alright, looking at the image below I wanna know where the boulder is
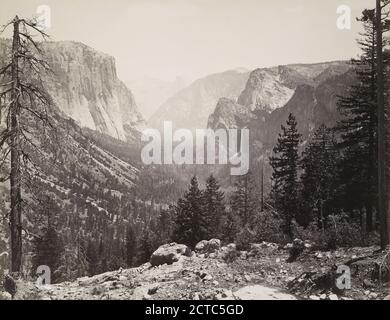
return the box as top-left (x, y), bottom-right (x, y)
top-left (150, 243), bottom-right (191, 267)
top-left (195, 239), bottom-right (221, 254)
top-left (227, 243), bottom-right (236, 250)
top-left (208, 239), bottom-right (221, 252)
top-left (195, 240), bottom-right (209, 253)
top-left (363, 279), bottom-right (376, 289)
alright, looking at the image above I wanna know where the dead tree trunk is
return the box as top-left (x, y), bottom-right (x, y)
top-left (9, 16), bottom-right (22, 273)
top-left (0, 15), bottom-right (52, 273)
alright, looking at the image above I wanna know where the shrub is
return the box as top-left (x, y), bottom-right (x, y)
top-left (292, 220), bottom-right (325, 249)
top-left (292, 214), bottom-right (364, 250)
top-left (325, 214), bottom-right (363, 249)
top-left (234, 227), bottom-right (255, 251)
top-left (253, 211), bottom-right (289, 244)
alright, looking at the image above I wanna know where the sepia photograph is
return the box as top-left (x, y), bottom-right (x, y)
top-left (0, 0), bottom-right (389, 308)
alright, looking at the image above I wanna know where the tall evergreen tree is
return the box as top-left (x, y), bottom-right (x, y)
top-left (376, 0), bottom-right (390, 248)
top-left (86, 240), bottom-right (99, 276)
top-left (125, 224), bottom-right (137, 267)
top-left (137, 228), bottom-right (153, 264)
top-left (300, 125), bottom-right (338, 228)
top-left (155, 205), bottom-right (176, 245)
top-left (335, 9), bottom-right (382, 231)
top-left (270, 113), bottom-right (301, 237)
top-left (32, 227), bottom-right (64, 283)
top-left (221, 209), bottom-right (240, 243)
top-left (173, 176), bottom-right (207, 248)
top-left (230, 170), bottom-right (257, 227)
top-left (203, 175), bottom-right (225, 239)
top-left (31, 197), bottom-right (64, 283)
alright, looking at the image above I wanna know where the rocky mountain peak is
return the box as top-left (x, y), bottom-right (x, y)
top-left (0, 40), bottom-right (145, 141)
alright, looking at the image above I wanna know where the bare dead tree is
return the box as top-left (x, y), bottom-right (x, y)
top-left (0, 16), bottom-right (52, 273)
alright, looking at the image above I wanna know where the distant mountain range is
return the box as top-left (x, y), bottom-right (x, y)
top-left (126, 76), bottom-right (188, 120)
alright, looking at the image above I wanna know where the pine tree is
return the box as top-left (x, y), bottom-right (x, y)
top-left (203, 175), bottom-right (225, 239)
top-left (156, 205), bottom-right (176, 244)
top-left (137, 229), bottom-right (153, 264)
top-left (300, 125), bottom-right (338, 228)
top-left (86, 240), bottom-right (99, 276)
top-left (270, 113), bottom-right (301, 237)
top-left (335, 11), bottom-right (378, 231)
top-left (76, 232), bottom-right (88, 277)
top-left (376, 0), bottom-right (390, 248)
top-left (32, 227), bottom-right (64, 284)
top-left (0, 16), bottom-right (53, 272)
top-left (230, 171), bottom-right (258, 228)
top-left (31, 197), bottom-right (64, 283)
top-left (221, 209), bottom-right (240, 243)
top-left (173, 176), bottom-right (207, 248)
top-left (125, 224), bottom-right (137, 267)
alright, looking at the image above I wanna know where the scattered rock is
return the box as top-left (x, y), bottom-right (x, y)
top-left (383, 295), bottom-right (390, 300)
top-left (215, 293), bottom-right (222, 300)
top-left (222, 289), bottom-right (233, 298)
top-left (227, 243), bottom-right (236, 250)
top-left (363, 279), bottom-right (375, 289)
top-left (192, 292), bottom-right (200, 300)
top-left (195, 240), bottom-right (209, 253)
top-left (203, 275), bottom-right (213, 282)
top-left (208, 239), bottom-right (221, 252)
top-left (91, 286), bottom-right (105, 296)
top-left (0, 291), bottom-right (12, 300)
top-left (328, 294), bottom-right (338, 300)
top-left (368, 292), bottom-right (378, 299)
top-left (148, 284), bottom-right (159, 295)
top-left (150, 243), bottom-right (191, 267)
top-left (244, 275), bottom-right (251, 282)
top-left (287, 239), bottom-right (305, 263)
top-left (142, 293), bottom-right (151, 300)
top-left (195, 239), bottom-right (221, 254)
top-left (309, 295), bottom-right (320, 300)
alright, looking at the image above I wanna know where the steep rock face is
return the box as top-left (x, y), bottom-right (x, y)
top-left (236, 61), bottom-right (349, 114)
top-left (43, 41), bottom-right (145, 141)
top-left (208, 62), bottom-right (355, 150)
top-left (0, 40), bottom-right (145, 141)
top-left (208, 98), bottom-right (254, 130)
top-left (149, 69), bottom-right (250, 130)
top-left (237, 67), bottom-right (296, 112)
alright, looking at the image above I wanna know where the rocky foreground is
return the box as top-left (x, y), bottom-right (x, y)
top-left (1, 240), bottom-right (390, 300)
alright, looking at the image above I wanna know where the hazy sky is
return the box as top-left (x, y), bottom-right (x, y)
top-left (0, 0), bottom-right (375, 82)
